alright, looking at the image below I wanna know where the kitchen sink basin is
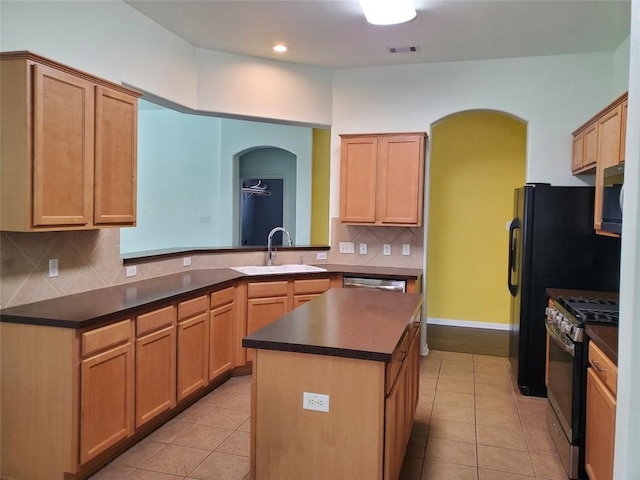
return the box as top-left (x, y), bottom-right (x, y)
top-left (230, 264), bottom-right (327, 275)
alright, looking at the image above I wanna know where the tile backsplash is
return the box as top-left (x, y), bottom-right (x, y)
top-left (0, 218), bottom-right (423, 308)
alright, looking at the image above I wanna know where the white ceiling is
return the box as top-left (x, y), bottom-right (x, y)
top-left (125, 0), bottom-right (631, 69)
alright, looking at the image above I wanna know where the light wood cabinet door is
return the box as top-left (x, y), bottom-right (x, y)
top-left (135, 325), bottom-right (177, 427)
top-left (339, 136), bottom-right (378, 223)
top-left (32, 63), bottom-right (94, 227)
top-left (585, 367), bottom-right (616, 480)
top-left (246, 296), bottom-right (288, 362)
top-left (94, 86), bottom-right (137, 225)
top-left (177, 312), bottom-right (209, 401)
top-left (571, 131), bottom-right (585, 173)
top-left (339, 132), bottom-right (426, 226)
top-left (583, 123), bottom-right (598, 169)
top-left (210, 301), bottom-right (235, 381)
top-left (597, 104), bottom-right (623, 170)
top-left (377, 134), bottom-right (425, 225)
top-left (80, 342), bottom-right (134, 464)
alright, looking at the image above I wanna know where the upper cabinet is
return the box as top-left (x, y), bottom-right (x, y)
top-left (339, 132), bottom-right (427, 226)
top-left (571, 92), bottom-right (627, 235)
top-left (0, 51), bottom-right (140, 232)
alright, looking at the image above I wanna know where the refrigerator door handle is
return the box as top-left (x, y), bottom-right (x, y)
top-left (508, 218), bottom-right (520, 296)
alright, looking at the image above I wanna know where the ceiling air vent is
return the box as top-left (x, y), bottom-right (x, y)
top-left (387, 45), bottom-right (420, 54)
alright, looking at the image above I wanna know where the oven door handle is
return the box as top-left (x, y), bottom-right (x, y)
top-left (545, 322), bottom-right (575, 357)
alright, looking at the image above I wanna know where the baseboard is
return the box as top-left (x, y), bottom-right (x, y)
top-left (427, 317), bottom-right (510, 331)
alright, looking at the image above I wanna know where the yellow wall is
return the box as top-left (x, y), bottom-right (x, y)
top-left (427, 111), bottom-right (526, 325)
top-left (311, 128), bottom-right (330, 245)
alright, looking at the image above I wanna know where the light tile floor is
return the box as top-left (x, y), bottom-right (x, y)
top-left (90, 351), bottom-right (565, 480)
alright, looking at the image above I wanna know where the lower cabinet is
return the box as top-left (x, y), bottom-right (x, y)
top-left (135, 305), bottom-right (177, 428)
top-left (384, 325), bottom-right (420, 480)
top-left (585, 342), bottom-right (617, 480)
top-left (245, 280), bottom-right (290, 363)
top-left (210, 286), bottom-right (236, 381)
top-left (80, 319), bottom-right (135, 465)
top-left (177, 296), bottom-right (209, 400)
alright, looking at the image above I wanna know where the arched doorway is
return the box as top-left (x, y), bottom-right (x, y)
top-left (426, 110), bottom-right (527, 354)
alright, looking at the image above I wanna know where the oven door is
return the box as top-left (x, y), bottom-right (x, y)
top-left (545, 321), bottom-right (575, 440)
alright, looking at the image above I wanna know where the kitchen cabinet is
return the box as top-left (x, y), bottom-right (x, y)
top-left (339, 132), bottom-right (426, 226)
top-left (0, 51), bottom-right (139, 231)
top-left (135, 305), bottom-right (177, 427)
top-left (245, 281), bottom-right (290, 363)
top-left (80, 320), bottom-right (135, 464)
top-left (210, 286), bottom-right (236, 381)
top-left (292, 277), bottom-right (332, 307)
top-left (571, 92), bottom-right (627, 234)
top-left (585, 341), bottom-right (617, 480)
top-left (177, 296), bottom-right (209, 401)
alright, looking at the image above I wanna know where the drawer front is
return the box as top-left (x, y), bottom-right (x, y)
top-left (293, 278), bottom-right (331, 295)
top-left (137, 305), bottom-right (176, 337)
top-left (247, 281), bottom-right (288, 299)
top-left (211, 286), bottom-right (235, 309)
top-left (82, 319), bottom-right (132, 357)
top-left (178, 295), bottom-right (208, 321)
top-left (589, 341), bottom-right (618, 396)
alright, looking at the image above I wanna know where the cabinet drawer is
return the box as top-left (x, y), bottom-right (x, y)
top-left (82, 319), bottom-right (132, 357)
top-left (589, 341), bottom-right (617, 396)
top-left (247, 281), bottom-right (288, 299)
top-left (211, 286), bottom-right (235, 309)
top-left (137, 305), bottom-right (176, 337)
top-left (178, 295), bottom-right (208, 321)
top-left (293, 278), bottom-right (330, 295)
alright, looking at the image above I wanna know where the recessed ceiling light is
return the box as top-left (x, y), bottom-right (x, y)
top-left (273, 44), bottom-right (288, 53)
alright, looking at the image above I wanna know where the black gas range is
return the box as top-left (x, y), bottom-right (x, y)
top-left (544, 289), bottom-right (619, 480)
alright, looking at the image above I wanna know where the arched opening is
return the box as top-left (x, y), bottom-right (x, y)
top-left (237, 147), bottom-right (297, 246)
top-left (426, 110), bottom-right (527, 354)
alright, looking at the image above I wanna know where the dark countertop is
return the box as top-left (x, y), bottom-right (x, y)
top-left (585, 325), bottom-right (618, 365)
top-left (0, 264), bottom-right (422, 330)
top-left (242, 288), bottom-right (423, 362)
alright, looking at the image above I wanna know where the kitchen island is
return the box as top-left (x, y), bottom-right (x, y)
top-left (242, 288), bottom-right (423, 480)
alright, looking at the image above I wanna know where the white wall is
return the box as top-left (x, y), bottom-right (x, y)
top-left (614, 5), bottom-right (640, 477)
top-left (330, 52), bottom-right (616, 218)
top-left (612, 35), bottom-right (631, 97)
top-left (0, 1), bottom-right (332, 125)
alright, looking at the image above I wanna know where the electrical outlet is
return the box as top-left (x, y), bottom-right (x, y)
top-left (48, 259), bottom-right (59, 278)
top-left (339, 242), bottom-right (355, 254)
top-left (316, 252), bottom-right (327, 260)
top-left (303, 392), bottom-right (330, 413)
top-left (200, 214), bottom-right (211, 223)
top-left (359, 243), bottom-right (368, 255)
top-left (125, 266), bottom-right (137, 278)
top-left (183, 257), bottom-right (191, 266)
top-left (402, 244), bottom-right (411, 256)
top-left (383, 244), bottom-right (391, 256)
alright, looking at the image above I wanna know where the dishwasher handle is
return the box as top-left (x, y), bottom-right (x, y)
top-left (342, 277), bottom-right (407, 292)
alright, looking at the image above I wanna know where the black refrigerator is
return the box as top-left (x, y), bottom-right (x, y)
top-left (508, 184), bottom-right (620, 397)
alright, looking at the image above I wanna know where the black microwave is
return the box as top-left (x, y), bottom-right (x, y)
top-left (601, 163), bottom-right (624, 234)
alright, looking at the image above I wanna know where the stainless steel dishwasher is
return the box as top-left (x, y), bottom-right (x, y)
top-left (342, 276), bottom-right (407, 292)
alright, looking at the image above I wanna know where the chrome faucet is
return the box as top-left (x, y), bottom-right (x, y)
top-left (266, 227), bottom-right (292, 265)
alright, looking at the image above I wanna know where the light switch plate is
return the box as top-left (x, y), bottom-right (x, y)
top-left (383, 244), bottom-right (391, 256)
top-left (125, 266), bottom-right (137, 277)
top-left (48, 259), bottom-right (58, 278)
top-left (183, 257), bottom-right (191, 266)
top-left (402, 244), bottom-right (411, 256)
top-left (339, 242), bottom-right (355, 254)
top-left (359, 243), bottom-right (368, 255)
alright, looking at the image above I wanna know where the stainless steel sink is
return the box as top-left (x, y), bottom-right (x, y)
top-left (229, 264), bottom-right (327, 275)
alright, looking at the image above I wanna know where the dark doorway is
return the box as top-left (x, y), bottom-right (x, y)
top-left (240, 178), bottom-right (284, 246)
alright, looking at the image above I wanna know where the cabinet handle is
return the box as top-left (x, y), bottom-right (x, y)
top-left (592, 360), bottom-right (607, 376)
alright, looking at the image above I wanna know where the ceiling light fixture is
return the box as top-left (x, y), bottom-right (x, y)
top-left (359, 0), bottom-right (416, 25)
top-left (273, 44), bottom-right (288, 53)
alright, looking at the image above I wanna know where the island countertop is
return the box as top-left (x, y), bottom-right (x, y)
top-left (242, 288), bottom-right (423, 362)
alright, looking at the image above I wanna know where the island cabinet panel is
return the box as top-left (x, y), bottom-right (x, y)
top-left (253, 350), bottom-right (386, 480)
top-left (0, 51), bottom-right (140, 231)
top-left (210, 286), bottom-right (237, 381)
top-left (135, 305), bottom-right (177, 427)
top-left (177, 296), bottom-right (209, 401)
